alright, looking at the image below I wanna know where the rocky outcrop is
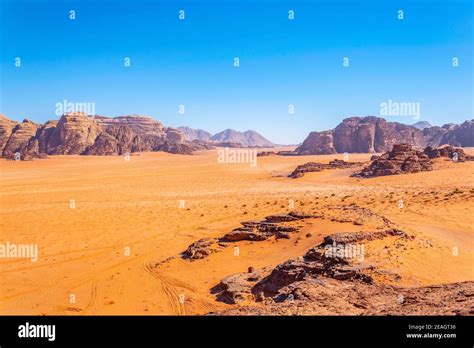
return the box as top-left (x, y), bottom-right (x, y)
top-left (0, 113), bottom-right (202, 159)
top-left (212, 228), bottom-right (410, 305)
top-left (164, 127), bottom-right (185, 143)
top-left (352, 144), bottom-right (433, 178)
top-left (295, 130), bottom-right (336, 155)
top-left (296, 117), bottom-right (473, 155)
top-left (211, 227), bottom-right (473, 316)
top-left (0, 114), bottom-right (18, 153)
top-left (322, 229), bottom-right (408, 245)
top-left (47, 113), bottom-right (101, 155)
top-left (256, 151), bottom-right (277, 157)
top-left (182, 238), bottom-right (222, 260)
top-left (181, 212), bottom-right (313, 261)
top-left (440, 120), bottom-right (474, 147)
top-left (94, 115), bottom-right (165, 136)
top-left (424, 145), bottom-right (474, 162)
top-left (353, 144), bottom-right (473, 178)
top-left (289, 159), bottom-right (364, 178)
top-left (214, 278), bottom-right (474, 315)
top-left (83, 126), bottom-right (141, 155)
top-left (37, 120), bottom-right (58, 154)
top-left (422, 126), bottom-right (448, 147)
top-left (333, 116), bottom-right (426, 153)
top-left (2, 119), bottom-right (41, 159)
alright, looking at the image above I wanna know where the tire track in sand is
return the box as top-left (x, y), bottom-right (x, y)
top-left (83, 280), bottom-right (99, 314)
top-left (143, 260), bottom-right (185, 315)
top-left (143, 258), bottom-right (217, 314)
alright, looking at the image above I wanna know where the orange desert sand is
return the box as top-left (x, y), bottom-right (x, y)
top-left (0, 147), bottom-right (473, 315)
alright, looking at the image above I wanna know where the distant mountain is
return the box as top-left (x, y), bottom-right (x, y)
top-left (412, 121), bottom-right (432, 130)
top-left (210, 129), bottom-right (274, 147)
top-left (177, 126), bottom-right (212, 142)
top-left (178, 126), bottom-right (275, 147)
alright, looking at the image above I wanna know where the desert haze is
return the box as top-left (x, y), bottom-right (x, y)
top-left (0, 145), bottom-right (473, 315)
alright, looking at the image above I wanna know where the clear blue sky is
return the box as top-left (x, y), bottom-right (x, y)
top-left (0, 0), bottom-right (472, 144)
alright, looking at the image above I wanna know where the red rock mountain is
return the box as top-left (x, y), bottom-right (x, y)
top-left (0, 113), bottom-right (203, 160)
top-left (296, 116), bottom-right (474, 155)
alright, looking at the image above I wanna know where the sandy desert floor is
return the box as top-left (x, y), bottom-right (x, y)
top-left (0, 148), bottom-right (473, 315)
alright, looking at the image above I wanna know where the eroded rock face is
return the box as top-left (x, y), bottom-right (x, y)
top-left (295, 117), bottom-right (474, 155)
top-left (423, 126), bottom-right (448, 147)
top-left (83, 126), bottom-right (141, 155)
top-left (94, 115), bottom-right (165, 136)
top-left (2, 119), bottom-right (41, 159)
top-left (352, 144), bottom-right (433, 178)
top-left (295, 130), bottom-right (336, 155)
top-left (164, 127), bottom-right (185, 143)
top-left (440, 120), bottom-right (474, 147)
top-left (0, 114), bottom-right (18, 154)
top-left (47, 113), bottom-right (101, 155)
top-left (37, 120), bottom-right (58, 154)
top-left (333, 117), bottom-right (426, 153)
top-left (0, 113), bottom-right (200, 159)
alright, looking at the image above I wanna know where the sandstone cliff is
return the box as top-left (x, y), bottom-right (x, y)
top-left (296, 116), bottom-right (474, 155)
top-left (0, 113), bottom-right (198, 160)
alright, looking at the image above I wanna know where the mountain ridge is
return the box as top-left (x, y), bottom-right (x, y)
top-left (179, 126), bottom-right (275, 147)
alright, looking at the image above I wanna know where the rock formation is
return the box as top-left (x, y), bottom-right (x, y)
top-left (439, 120), bottom-right (473, 147)
top-left (181, 212), bottom-right (313, 261)
top-left (0, 113), bottom-right (204, 159)
top-left (423, 144), bottom-right (474, 162)
top-left (352, 144), bottom-right (433, 178)
top-left (295, 130), bottom-right (336, 155)
top-left (352, 144), bottom-right (473, 178)
top-left (47, 113), bottom-right (101, 155)
top-left (0, 114), bottom-right (18, 152)
top-left (210, 228), bottom-right (473, 315)
top-left (295, 116), bottom-right (474, 155)
top-left (289, 159), bottom-right (364, 178)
